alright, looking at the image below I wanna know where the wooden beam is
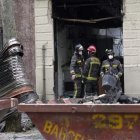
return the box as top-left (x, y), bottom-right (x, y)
top-left (55, 16), bottom-right (122, 24)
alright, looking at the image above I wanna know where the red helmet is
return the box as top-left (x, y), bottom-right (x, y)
top-left (87, 45), bottom-right (96, 53)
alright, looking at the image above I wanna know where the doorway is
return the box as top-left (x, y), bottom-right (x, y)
top-left (52, 0), bottom-right (123, 97)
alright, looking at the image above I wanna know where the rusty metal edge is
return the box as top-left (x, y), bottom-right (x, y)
top-left (0, 98), bottom-right (18, 110)
top-left (3, 86), bottom-right (33, 98)
top-left (18, 104), bottom-right (140, 113)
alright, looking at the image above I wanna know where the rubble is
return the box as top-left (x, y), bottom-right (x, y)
top-left (77, 94), bottom-right (140, 104)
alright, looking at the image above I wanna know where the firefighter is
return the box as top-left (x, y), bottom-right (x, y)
top-left (70, 44), bottom-right (84, 98)
top-left (100, 49), bottom-right (123, 93)
top-left (83, 45), bottom-right (101, 97)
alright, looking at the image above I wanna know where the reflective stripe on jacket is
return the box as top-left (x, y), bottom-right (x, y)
top-left (83, 56), bottom-right (100, 81)
top-left (100, 59), bottom-right (123, 76)
top-left (70, 53), bottom-right (84, 78)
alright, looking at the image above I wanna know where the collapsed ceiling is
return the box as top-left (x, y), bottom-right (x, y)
top-left (52, 0), bottom-right (123, 28)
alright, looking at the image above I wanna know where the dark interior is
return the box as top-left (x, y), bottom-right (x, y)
top-left (52, 0), bottom-right (123, 28)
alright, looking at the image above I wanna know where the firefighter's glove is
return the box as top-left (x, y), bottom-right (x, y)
top-left (100, 72), bottom-right (104, 78)
top-left (71, 75), bottom-right (76, 80)
top-left (115, 74), bottom-right (119, 80)
top-left (118, 72), bottom-right (122, 77)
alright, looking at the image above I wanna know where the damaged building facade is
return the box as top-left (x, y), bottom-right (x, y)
top-left (0, 0), bottom-right (138, 100)
top-left (35, 0), bottom-right (140, 99)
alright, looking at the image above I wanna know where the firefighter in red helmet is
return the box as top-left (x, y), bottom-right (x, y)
top-left (83, 45), bottom-right (101, 97)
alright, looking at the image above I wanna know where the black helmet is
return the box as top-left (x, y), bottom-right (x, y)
top-left (3, 38), bottom-right (23, 57)
top-left (105, 49), bottom-right (114, 55)
top-left (75, 44), bottom-right (83, 52)
top-left (5, 37), bottom-right (21, 48)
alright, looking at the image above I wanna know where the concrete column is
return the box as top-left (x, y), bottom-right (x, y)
top-left (123, 0), bottom-right (140, 96)
top-left (35, 0), bottom-right (54, 100)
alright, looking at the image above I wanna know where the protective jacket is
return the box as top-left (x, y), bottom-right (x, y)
top-left (70, 52), bottom-right (84, 78)
top-left (83, 55), bottom-right (100, 81)
top-left (100, 58), bottom-right (123, 77)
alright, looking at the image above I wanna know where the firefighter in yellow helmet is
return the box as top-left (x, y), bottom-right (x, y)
top-left (83, 45), bottom-right (101, 97)
top-left (70, 44), bottom-right (84, 98)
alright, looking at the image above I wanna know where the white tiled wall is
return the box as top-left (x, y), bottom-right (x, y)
top-left (123, 0), bottom-right (140, 96)
top-left (35, 0), bottom-right (54, 100)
